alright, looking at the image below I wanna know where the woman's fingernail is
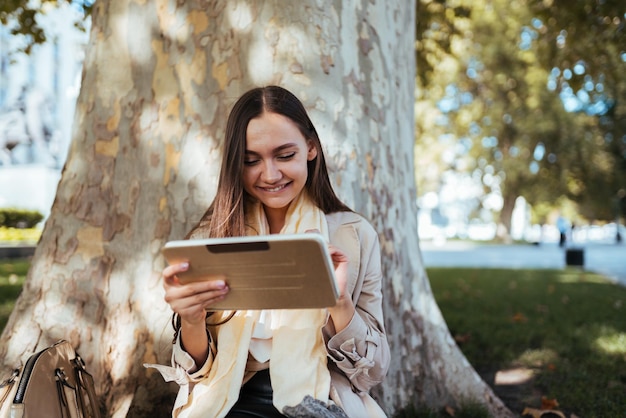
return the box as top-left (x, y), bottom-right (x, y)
top-left (180, 262), bottom-right (189, 270)
top-left (215, 280), bottom-right (225, 289)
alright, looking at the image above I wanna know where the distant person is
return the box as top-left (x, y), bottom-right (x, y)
top-left (556, 215), bottom-right (568, 247)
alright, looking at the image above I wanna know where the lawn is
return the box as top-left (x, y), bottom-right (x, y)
top-left (0, 258), bottom-right (28, 332)
top-left (428, 267), bottom-right (626, 418)
top-left (1, 260), bottom-right (625, 417)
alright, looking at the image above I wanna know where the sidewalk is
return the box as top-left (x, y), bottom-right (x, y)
top-left (420, 240), bottom-right (626, 287)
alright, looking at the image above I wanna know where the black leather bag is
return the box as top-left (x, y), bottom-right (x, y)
top-left (0, 340), bottom-right (100, 418)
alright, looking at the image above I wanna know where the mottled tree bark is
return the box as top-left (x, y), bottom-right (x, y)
top-left (0, 1), bottom-right (512, 417)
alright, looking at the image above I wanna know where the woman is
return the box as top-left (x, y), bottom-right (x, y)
top-left (151, 86), bottom-right (390, 417)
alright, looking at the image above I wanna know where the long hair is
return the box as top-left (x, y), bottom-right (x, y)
top-left (189, 86), bottom-right (351, 238)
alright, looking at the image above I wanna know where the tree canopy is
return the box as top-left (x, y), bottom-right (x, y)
top-left (5, 0), bottom-right (624, 227)
top-left (0, 0), bottom-right (91, 53)
top-left (415, 0), bottom-right (626, 232)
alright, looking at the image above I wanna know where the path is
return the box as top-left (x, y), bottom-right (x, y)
top-left (420, 241), bottom-right (626, 287)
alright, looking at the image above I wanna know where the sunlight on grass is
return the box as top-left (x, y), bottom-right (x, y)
top-left (494, 367), bottom-right (534, 385)
top-left (556, 269), bottom-right (611, 284)
top-left (516, 348), bottom-right (559, 368)
top-left (0, 274), bottom-right (22, 285)
top-left (0, 260), bottom-right (29, 282)
top-left (594, 332), bottom-right (626, 355)
top-left (428, 267), bottom-right (626, 417)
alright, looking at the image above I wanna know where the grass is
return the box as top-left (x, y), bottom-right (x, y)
top-left (1, 260), bottom-right (625, 416)
top-left (0, 258), bottom-right (28, 331)
top-left (428, 267), bottom-right (626, 418)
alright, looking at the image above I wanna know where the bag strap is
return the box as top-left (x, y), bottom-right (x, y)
top-left (0, 369), bottom-right (20, 404)
top-left (0, 368), bottom-right (20, 416)
top-left (55, 367), bottom-right (76, 418)
top-left (73, 356), bottom-right (101, 418)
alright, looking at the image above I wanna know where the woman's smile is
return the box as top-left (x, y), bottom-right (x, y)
top-left (258, 182), bottom-right (291, 193)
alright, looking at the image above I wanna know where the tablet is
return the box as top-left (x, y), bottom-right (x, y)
top-left (162, 234), bottom-right (339, 310)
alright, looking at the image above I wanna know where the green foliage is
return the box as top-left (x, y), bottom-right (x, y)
top-left (415, 0), bottom-right (471, 90)
top-left (0, 227), bottom-right (42, 243)
top-left (532, 0), bottom-right (626, 220)
top-left (415, 0), bottom-right (626, 228)
top-left (428, 267), bottom-right (626, 417)
top-left (0, 208), bottom-right (43, 228)
top-left (0, 0), bottom-right (91, 54)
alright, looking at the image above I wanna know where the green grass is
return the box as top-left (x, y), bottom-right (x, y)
top-left (428, 267), bottom-right (626, 417)
top-left (0, 258), bottom-right (28, 331)
top-left (394, 400), bottom-right (489, 418)
top-left (2, 260), bottom-right (625, 417)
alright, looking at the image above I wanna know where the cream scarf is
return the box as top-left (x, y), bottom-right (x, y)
top-left (176, 193), bottom-right (332, 418)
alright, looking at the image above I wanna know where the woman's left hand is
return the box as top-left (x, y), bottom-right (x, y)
top-left (305, 229), bottom-right (355, 330)
top-left (326, 244), bottom-right (355, 332)
top-left (328, 244), bottom-right (349, 298)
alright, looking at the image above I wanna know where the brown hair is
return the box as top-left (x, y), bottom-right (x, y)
top-left (189, 86), bottom-right (351, 238)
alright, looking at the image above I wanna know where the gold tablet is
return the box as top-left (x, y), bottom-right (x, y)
top-left (162, 234), bottom-right (338, 310)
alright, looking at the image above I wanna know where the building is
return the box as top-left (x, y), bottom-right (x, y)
top-left (0, 3), bottom-right (89, 217)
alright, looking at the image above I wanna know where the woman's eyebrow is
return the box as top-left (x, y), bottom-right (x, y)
top-left (245, 143), bottom-right (299, 155)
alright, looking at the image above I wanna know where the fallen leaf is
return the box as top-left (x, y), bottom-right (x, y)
top-left (512, 312), bottom-right (528, 323)
top-left (541, 396), bottom-right (559, 410)
top-left (444, 405), bottom-right (455, 416)
top-left (547, 363), bottom-right (556, 371)
top-left (454, 333), bottom-right (471, 344)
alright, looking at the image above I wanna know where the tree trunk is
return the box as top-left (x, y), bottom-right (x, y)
top-left (498, 192), bottom-right (517, 243)
top-left (0, 1), bottom-right (513, 416)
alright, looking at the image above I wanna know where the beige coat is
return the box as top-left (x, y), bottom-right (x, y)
top-left (322, 211), bottom-right (390, 416)
top-left (153, 211), bottom-right (390, 417)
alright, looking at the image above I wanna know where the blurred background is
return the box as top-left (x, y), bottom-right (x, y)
top-left (414, 0), bottom-right (625, 247)
top-left (0, 0), bottom-right (624, 247)
top-left (0, 1), bottom-right (89, 220)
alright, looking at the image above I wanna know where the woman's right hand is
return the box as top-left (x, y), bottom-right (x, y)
top-left (162, 262), bottom-right (229, 326)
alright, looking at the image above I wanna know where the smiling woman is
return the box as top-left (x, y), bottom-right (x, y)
top-left (148, 86), bottom-right (390, 418)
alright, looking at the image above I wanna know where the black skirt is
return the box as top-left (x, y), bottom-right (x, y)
top-left (225, 369), bottom-right (285, 418)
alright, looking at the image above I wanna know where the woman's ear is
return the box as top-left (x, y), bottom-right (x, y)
top-left (307, 140), bottom-right (318, 161)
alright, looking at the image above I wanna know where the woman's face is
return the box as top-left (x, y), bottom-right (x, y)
top-left (243, 111), bottom-right (317, 219)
